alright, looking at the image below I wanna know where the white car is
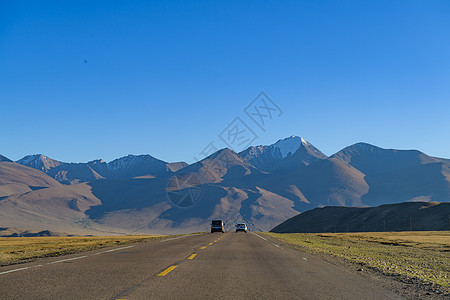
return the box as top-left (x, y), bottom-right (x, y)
top-left (235, 223), bottom-right (248, 233)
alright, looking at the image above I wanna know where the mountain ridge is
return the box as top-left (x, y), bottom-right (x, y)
top-left (1, 136), bottom-right (449, 234)
top-left (15, 153), bottom-right (188, 184)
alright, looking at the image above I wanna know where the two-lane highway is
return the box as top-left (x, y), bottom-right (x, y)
top-left (0, 232), bottom-right (402, 299)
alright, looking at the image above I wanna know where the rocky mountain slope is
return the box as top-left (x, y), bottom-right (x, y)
top-left (239, 136), bottom-right (327, 171)
top-left (16, 154), bottom-right (187, 184)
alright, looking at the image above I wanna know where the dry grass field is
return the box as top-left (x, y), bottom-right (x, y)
top-left (335, 231), bottom-right (450, 251)
top-left (0, 235), bottom-right (163, 266)
top-left (265, 231), bottom-right (450, 293)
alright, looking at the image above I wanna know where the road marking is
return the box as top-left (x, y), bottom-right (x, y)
top-left (0, 267), bottom-right (30, 275)
top-left (272, 243), bottom-right (280, 248)
top-left (47, 255), bottom-right (88, 264)
top-left (187, 254), bottom-right (197, 260)
top-left (252, 233), bottom-right (268, 241)
top-left (157, 265), bottom-right (177, 276)
top-left (94, 245), bottom-right (135, 255)
top-left (159, 235), bottom-right (190, 243)
top-left (0, 245), bottom-right (138, 276)
top-left (208, 242), bottom-right (213, 245)
top-left (303, 257), bottom-right (308, 261)
top-left (200, 246), bottom-right (207, 249)
top-left (214, 240), bottom-right (218, 242)
top-left (158, 233), bottom-right (204, 243)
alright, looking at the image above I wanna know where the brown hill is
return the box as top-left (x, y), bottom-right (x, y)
top-left (332, 143), bottom-right (450, 204)
top-left (0, 227), bottom-right (67, 237)
top-left (0, 181), bottom-right (133, 235)
top-left (331, 143), bottom-right (446, 175)
top-left (0, 161), bottom-right (61, 197)
top-left (271, 202), bottom-right (450, 233)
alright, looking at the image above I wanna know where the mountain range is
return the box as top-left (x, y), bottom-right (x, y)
top-left (16, 154), bottom-right (187, 184)
top-left (0, 136), bottom-right (449, 235)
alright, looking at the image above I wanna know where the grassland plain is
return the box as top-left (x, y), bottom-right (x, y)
top-left (0, 235), bottom-right (165, 266)
top-left (265, 231), bottom-right (450, 296)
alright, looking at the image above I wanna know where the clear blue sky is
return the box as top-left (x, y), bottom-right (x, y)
top-left (1, 0), bottom-right (449, 163)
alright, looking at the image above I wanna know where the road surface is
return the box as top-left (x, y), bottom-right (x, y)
top-left (0, 232), bottom-right (402, 299)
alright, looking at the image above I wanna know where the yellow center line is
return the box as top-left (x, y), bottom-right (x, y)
top-left (208, 242), bottom-right (213, 245)
top-left (187, 253), bottom-right (197, 260)
top-left (200, 246), bottom-right (207, 249)
top-left (214, 240), bottom-right (218, 242)
top-left (157, 265), bottom-right (177, 276)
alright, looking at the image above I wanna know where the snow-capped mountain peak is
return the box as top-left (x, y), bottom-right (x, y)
top-left (272, 136), bottom-right (306, 158)
top-left (239, 135), bottom-right (327, 171)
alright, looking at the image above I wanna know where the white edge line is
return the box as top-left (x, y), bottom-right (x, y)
top-left (1, 244), bottom-right (137, 275)
top-left (159, 233), bottom-right (202, 243)
top-left (1, 262), bottom-right (59, 276)
top-left (252, 233), bottom-right (268, 241)
top-left (95, 245), bottom-right (135, 255)
top-left (0, 234), bottom-right (204, 275)
top-left (272, 243), bottom-right (280, 248)
top-left (47, 255), bottom-right (88, 264)
top-left (0, 267), bottom-right (29, 275)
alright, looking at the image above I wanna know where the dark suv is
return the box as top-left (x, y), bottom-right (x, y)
top-left (211, 220), bottom-right (225, 233)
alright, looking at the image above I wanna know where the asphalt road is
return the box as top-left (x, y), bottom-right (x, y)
top-left (0, 232), bottom-right (403, 299)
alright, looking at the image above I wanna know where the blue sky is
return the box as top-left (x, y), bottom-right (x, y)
top-left (1, 0), bottom-right (449, 163)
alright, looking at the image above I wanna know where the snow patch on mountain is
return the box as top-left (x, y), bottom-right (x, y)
top-left (273, 136), bottom-right (305, 158)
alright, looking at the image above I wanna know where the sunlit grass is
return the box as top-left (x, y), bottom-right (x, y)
top-left (0, 235), bottom-right (163, 265)
top-left (265, 231), bottom-right (450, 292)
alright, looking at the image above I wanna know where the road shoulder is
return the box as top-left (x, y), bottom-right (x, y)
top-left (261, 232), bottom-right (449, 300)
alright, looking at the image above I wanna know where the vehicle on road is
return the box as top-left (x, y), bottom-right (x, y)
top-left (235, 223), bottom-right (247, 233)
top-left (211, 220), bottom-right (225, 233)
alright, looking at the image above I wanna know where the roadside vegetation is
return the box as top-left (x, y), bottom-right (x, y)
top-left (265, 231), bottom-right (450, 294)
top-left (0, 235), bottom-right (163, 266)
